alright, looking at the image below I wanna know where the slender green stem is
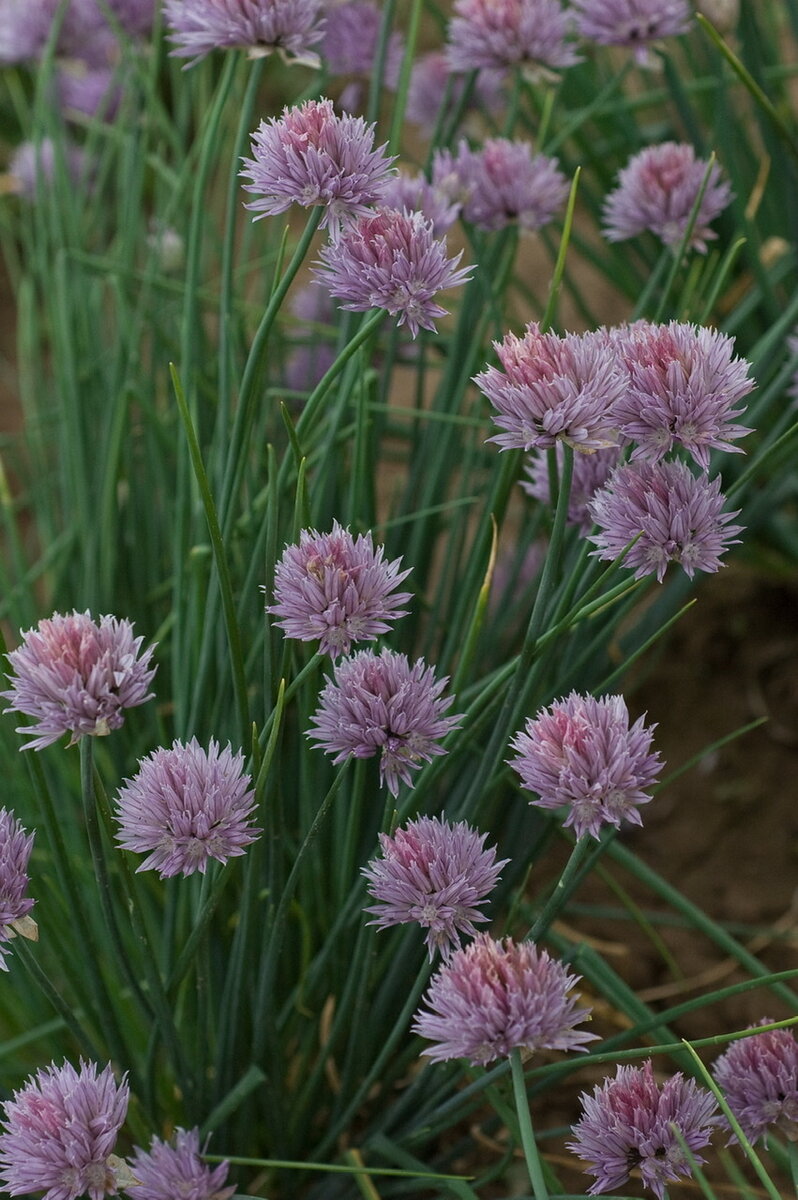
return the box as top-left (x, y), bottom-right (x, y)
top-left (509, 1048), bottom-right (550, 1200)
top-left (527, 835), bottom-right (592, 942)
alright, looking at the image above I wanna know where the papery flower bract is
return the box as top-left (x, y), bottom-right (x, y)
top-left (568, 1060), bottom-right (719, 1198)
top-left (362, 815), bottom-right (508, 959)
top-left (267, 520), bottom-right (412, 657)
top-left (2, 610), bottom-right (156, 750)
top-left (114, 738), bottom-right (260, 878)
top-left (588, 459), bottom-right (743, 581)
top-left (0, 809), bottom-right (36, 971)
top-left (474, 322), bottom-right (625, 451)
top-left (510, 692), bottom-right (662, 840)
top-left (412, 932), bottom-right (596, 1065)
top-left (0, 1059), bottom-right (129, 1200)
top-left (572, 0), bottom-right (691, 63)
top-left (241, 98), bottom-right (395, 235)
top-left (314, 207), bottom-right (472, 337)
top-left (602, 141), bottom-right (732, 253)
top-left (712, 1023), bottom-right (798, 1144)
top-left (447, 0), bottom-right (580, 77)
top-left (435, 138), bottom-right (569, 233)
top-left (307, 648), bottom-right (462, 796)
top-left (130, 1127), bottom-right (235, 1200)
top-left (163, 0), bottom-right (324, 66)
top-left (523, 444), bottom-right (621, 533)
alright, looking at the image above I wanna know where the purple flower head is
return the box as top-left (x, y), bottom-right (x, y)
top-left (0, 0), bottom-right (153, 64)
top-left (130, 1127), bottom-right (235, 1200)
top-left (568, 1060), bottom-right (720, 1198)
top-left (435, 138), bottom-right (569, 233)
top-left (447, 0), bottom-right (580, 78)
top-left (241, 98), bottom-right (395, 235)
top-left (405, 50), bottom-right (505, 130)
top-left (2, 610), bottom-right (156, 751)
top-left (412, 932), bottom-right (596, 1065)
top-left (603, 141), bottom-right (733, 253)
top-left (712, 1022), bottom-right (798, 1144)
top-left (0, 1059), bottom-right (130, 1200)
top-left (474, 322), bottom-right (625, 452)
top-left (321, 1), bottom-right (403, 85)
top-left (0, 809), bottom-right (36, 971)
top-left (381, 172), bottom-right (461, 238)
top-left (572, 0), bottom-right (691, 64)
top-left (114, 738), bottom-right (260, 878)
top-left (314, 207), bottom-right (472, 338)
top-left (362, 815), bottom-right (509, 959)
top-left (523, 443), bottom-right (622, 533)
top-left (6, 138), bottom-right (90, 201)
top-left (163, 0), bottom-right (324, 67)
top-left (510, 691), bottom-right (662, 840)
top-left (307, 648), bottom-right (462, 796)
top-left (267, 520), bottom-right (412, 657)
top-left (610, 320), bottom-right (754, 469)
top-left (588, 459), bottom-right (744, 582)
top-left (55, 63), bottom-right (122, 122)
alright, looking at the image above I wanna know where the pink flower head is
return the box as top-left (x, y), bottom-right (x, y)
top-left (381, 172), bottom-right (461, 238)
top-left (0, 0), bottom-right (153, 64)
top-left (405, 50), bottom-right (505, 129)
top-left (130, 1127), bottom-right (235, 1200)
top-left (321, 1), bottom-right (403, 85)
top-left (362, 814), bottom-right (508, 959)
top-left (114, 738), bottom-right (260, 878)
top-left (6, 138), bottom-right (90, 201)
top-left (474, 322), bottom-right (625, 452)
top-left (588, 459), bottom-right (744, 582)
top-left (0, 808), bottom-right (36, 971)
top-left (523, 443), bottom-right (622, 533)
top-left (434, 138), bottom-right (569, 233)
top-left (610, 320), bottom-right (754, 470)
top-left (712, 1022), bottom-right (798, 1145)
top-left (307, 648), bottom-right (462, 796)
top-left (314, 207), bottom-right (472, 337)
top-left (510, 691), bottom-right (662, 840)
top-left (2, 610), bottom-right (156, 750)
top-left (572, 0), bottom-right (691, 64)
top-left (267, 520), bottom-right (412, 657)
top-left (163, 0), bottom-right (324, 67)
top-left (0, 1059), bottom-right (129, 1200)
top-left (602, 141), bottom-right (733, 253)
top-left (568, 1060), bottom-right (719, 1198)
top-left (446, 0), bottom-right (580, 78)
top-left (241, 98), bottom-right (395, 235)
top-left (412, 932), bottom-right (596, 1065)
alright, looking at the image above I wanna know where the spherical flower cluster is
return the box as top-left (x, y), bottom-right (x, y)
top-left (0, 0), bottom-right (154, 65)
top-left (474, 322), bottom-right (625, 452)
top-left (602, 141), bottom-right (733, 253)
top-left (712, 1023), bottom-right (798, 1144)
top-left (405, 50), bottom-right (505, 129)
top-left (588, 459), bottom-right (744, 582)
top-left (0, 808), bottom-right (36, 971)
top-left (6, 138), bottom-right (90, 201)
top-left (307, 648), bottom-right (462, 796)
top-left (433, 138), bottom-right (569, 233)
top-left (447, 0), bottom-right (580, 78)
top-left (510, 692), bottom-right (662, 840)
top-left (114, 738), bottom-right (260, 878)
top-left (362, 815), bottom-right (508, 959)
top-left (130, 1127), bottom-right (235, 1200)
top-left (241, 98), bottom-right (395, 235)
top-left (163, 0), bottom-right (325, 67)
top-left (572, 0), bottom-right (691, 62)
top-left (523, 444), bottom-right (622, 534)
top-left (321, 0), bottom-right (404, 85)
top-left (2, 610), bottom-right (156, 751)
top-left (568, 1060), bottom-right (719, 1198)
top-left (267, 521), bottom-right (412, 657)
top-left (0, 1059), bottom-right (130, 1200)
top-left (314, 207), bottom-right (472, 338)
top-left (381, 172), bottom-right (461, 238)
top-left (412, 932), bottom-right (596, 1065)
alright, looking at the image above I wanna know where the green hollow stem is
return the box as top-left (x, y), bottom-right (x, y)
top-left (526, 834), bottom-right (592, 942)
top-left (509, 1048), bottom-right (550, 1200)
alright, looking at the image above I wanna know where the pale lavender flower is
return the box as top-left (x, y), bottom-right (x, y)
top-left (523, 444), bottom-right (622, 533)
top-left (55, 63), bottom-right (121, 121)
top-left (435, 138), bottom-right (569, 233)
top-left (2, 610), bottom-right (156, 751)
top-left (0, 809), bottom-right (36, 971)
top-left (321, 1), bottom-right (403, 85)
top-left (362, 815), bottom-right (508, 959)
top-left (447, 0), bottom-right (580, 78)
top-left (6, 138), bottom-right (90, 201)
top-left (0, 1059), bottom-right (130, 1200)
top-left (130, 1127), bottom-right (235, 1200)
top-left (267, 520), bottom-right (412, 657)
top-left (568, 1060), bottom-right (719, 1198)
top-left (284, 283), bottom-right (337, 391)
top-left (712, 1023), bottom-right (798, 1144)
top-left (381, 172), bottom-right (461, 238)
top-left (588, 459), bottom-right (744, 582)
top-left (611, 320), bottom-right (754, 470)
top-left (307, 648), bottom-right (462, 796)
top-left (314, 207), bottom-right (472, 337)
top-left (114, 738), bottom-right (260, 878)
top-left (405, 50), bottom-right (505, 129)
top-left (0, 0), bottom-right (153, 63)
top-left (509, 692), bottom-right (662, 840)
top-left (474, 322), bottom-right (625, 452)
top-left (572, 0), bottom-right (691, 64)
top-left (602, 141), bottom-right (733, 253)
top-left (241, 98), bottom-right (395, 235)
top-left (163, 0), bottom-right (324, 66)
top-left (412, 932), bottom-right (596, 1065)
